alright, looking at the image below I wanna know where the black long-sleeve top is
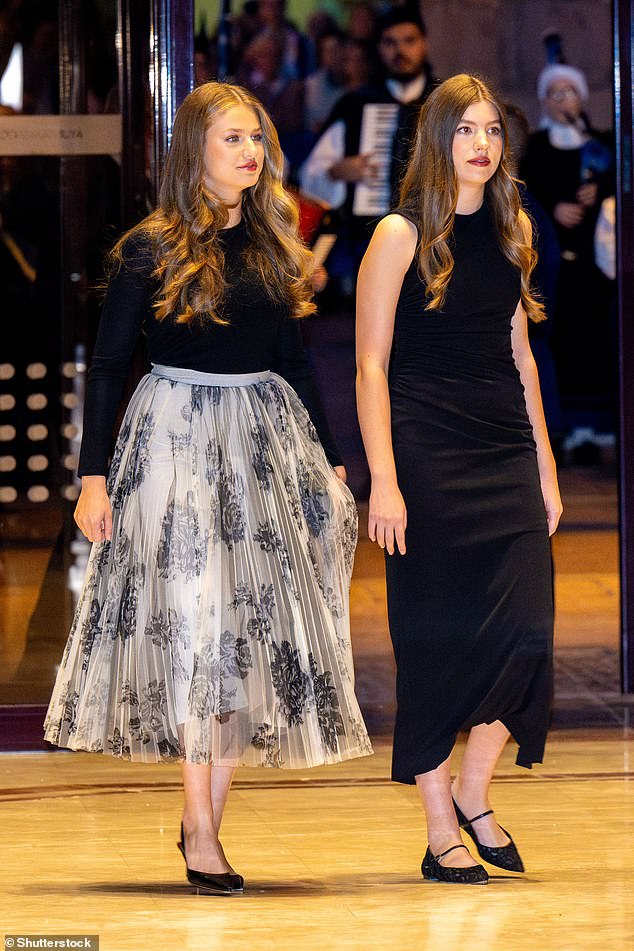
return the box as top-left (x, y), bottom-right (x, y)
top-left (78, 218), bottom-right (342, 475)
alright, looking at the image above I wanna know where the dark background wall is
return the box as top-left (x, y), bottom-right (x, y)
top-left (422, 0), bottom-right (613, 130)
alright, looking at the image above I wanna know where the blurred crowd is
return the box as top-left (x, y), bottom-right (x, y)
top-left (0, 0), bottom-right (618, 460)
top-left (195, 0), bottom-right (383, 169)
top-left (194, 1), bottom-right (616, 451)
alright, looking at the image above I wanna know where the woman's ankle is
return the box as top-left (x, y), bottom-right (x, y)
top-left (451, 779), bottom-right (491, 815)
top-left (427, 832), bottom-right (462, 856)
top-left (182, 811), bottom-right (215, 836)
top-left (428, 840), bottom-right (478, 867)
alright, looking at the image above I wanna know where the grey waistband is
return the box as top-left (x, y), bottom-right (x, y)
top-left (151, 364), bottom-right (272, 387)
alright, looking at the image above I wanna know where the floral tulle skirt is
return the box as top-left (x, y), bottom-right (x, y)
top-left (44, 365), bottom-right (372, 767)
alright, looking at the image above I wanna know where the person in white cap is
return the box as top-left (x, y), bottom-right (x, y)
top-left (537, 64), bottom-right (590, 148)
top-left (529, 63), bottom-right (598, 231)
top-left (520, 62), bottom-right (614, 421)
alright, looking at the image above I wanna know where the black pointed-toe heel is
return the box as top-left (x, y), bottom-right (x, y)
top-left (421, 844), bottom-right (488, 885)
top-left (453, 800), bottom-right (525, 873)
top-left (178, 823), bottom-right (244, 894)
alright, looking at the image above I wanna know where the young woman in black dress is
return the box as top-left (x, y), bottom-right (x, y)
top-left (44, 82), bottom-right (371, 894)
top-left (356, 75), bottom-right (562, 884)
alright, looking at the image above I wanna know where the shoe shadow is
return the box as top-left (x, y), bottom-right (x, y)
top-left (487, 873), bottom-right (541, 884)
top-left (15, 871), bottom-right (443, 898)
top-left (14, 870), bottom-right (539, 898)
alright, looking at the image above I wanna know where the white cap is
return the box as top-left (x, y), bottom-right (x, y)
top-left (537, 64), bottom-right (589, 102)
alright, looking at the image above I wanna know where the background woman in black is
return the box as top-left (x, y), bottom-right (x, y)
top-left (356, 75), bottom-right (561, 885)
top-left (521, 64), bottom-right (614, 408)
top-left (44, 82), bottom-right (371, 895)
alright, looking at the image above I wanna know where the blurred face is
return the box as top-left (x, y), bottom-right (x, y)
top-left (348, 6), bottom-right (376, 42)
top-left (504, 113), bottom-right (528, 174)
top-left (544, 78), bottom-right (583, 123)
top-left (344, 42), bottom-right (370, 88)
top-left (203, 104), bottom-right (264, 204)
top-left (378, 23), bottom-right (428, 81)
top-left (194, 51), bottom-right (214, 87)
top-left (320, 35), bottom-right (343, 74)
top-left (249, 36), bottom-right (282, 81)
top-left (451, 100), bottom-right (503, 191)
top-left (259, 0), bottom-right (284, 28)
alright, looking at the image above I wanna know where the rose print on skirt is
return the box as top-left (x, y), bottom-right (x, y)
top-left (44, 366), bottom-right (372, 768)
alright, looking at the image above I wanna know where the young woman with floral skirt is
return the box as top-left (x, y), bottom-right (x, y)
top-left (44, 82), bottom-right (371, 895)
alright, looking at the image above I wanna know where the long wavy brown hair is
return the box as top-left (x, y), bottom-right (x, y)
top-left (399, 74), bottom-right (545, 322)
top-left (111, 82), bottom-right (315, 325)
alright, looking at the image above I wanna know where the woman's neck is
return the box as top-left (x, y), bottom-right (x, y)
top-left (455, 185), bottom-right (485, 215)
top-left (224, 198), bottom-right (243, 228)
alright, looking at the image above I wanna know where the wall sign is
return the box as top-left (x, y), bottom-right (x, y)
top-left (0, 115), bottom-right (122, 156)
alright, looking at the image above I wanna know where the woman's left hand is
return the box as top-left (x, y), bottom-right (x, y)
top-left (311, 266), bottom-right (328, 294)
top-left (576, 181), bottom-right (598, 208)
top-left (541, 477), bottom-right (563, 536)
top-left (334, 465), bottom-right (347, 483)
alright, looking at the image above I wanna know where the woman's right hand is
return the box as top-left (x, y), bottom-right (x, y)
top-left (576, 181), bottom-right (598, 208)
top-left (368, 479), bottom-right (407, 555)
top-left (74, 475), bottom-right (113, 542)
top-left (553, 201), bottom-right (585, 229)
top-left (329, 153), bottom-right (378, 184)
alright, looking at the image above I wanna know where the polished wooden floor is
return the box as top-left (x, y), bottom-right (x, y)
top-left (1, 457), bottom-right (630, 948)
top-left (1, 732), bottom-right (633, 951)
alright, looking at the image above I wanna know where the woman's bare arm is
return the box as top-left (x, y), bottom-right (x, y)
top-left (510, 297), bottom-right (563, 536)
top-left (511, 211), bottom-right (563, 535)
top-left (355, 213), bottom-right (417, 554)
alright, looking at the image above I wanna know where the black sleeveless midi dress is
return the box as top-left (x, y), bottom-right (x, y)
top-left (385, 202), bottom-right (553, 784)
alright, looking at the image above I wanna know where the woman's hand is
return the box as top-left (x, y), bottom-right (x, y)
top-left (74, 475), bottom-right (113, 542)
top-left (540, 475), bottom-right (563, 536)
top-left (368, 478), bottom-right (407, 555)
top-left (333, 465), bottom-right (347, 483)
top-left (553, 201), bottom-right (585, 228)
top-left (329, 153), bottom-right (379, 184)
top-left (576, 181), bottom-right (598, 208)
top-left (311, 265), bottom-right (328, 294)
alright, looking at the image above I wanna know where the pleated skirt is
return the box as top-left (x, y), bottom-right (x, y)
top-left (44, 365), bottom-right (372, 767)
